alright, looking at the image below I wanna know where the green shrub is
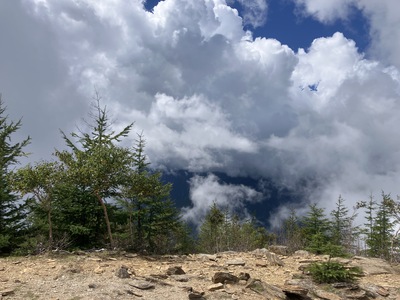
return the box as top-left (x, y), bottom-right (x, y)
top-left (307, 261), bottom-right (362, 283)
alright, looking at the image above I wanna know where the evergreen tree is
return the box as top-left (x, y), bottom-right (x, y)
top-left (280, 207), bottom-right (304, 253)
top-left (197, 203), bottom-right (272, 253)
top-left (55, 96), bottom-right (133, 248)
top-left (0, 97), bottom-right (30, 254)
top-left (198, 202), bottom-right (225, 253)
top-left (359, 192), bottom-right (394, 259)
top-left (302, 204), bottom-right (342, 255)
top-left (118, 133), bottom-right (180, 253)
top-left (330, 195), bottom-right (359, 254)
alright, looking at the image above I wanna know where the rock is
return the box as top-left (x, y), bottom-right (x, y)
top-left (351, 256), bottom-right (397, 275)
top-left (238, 272), bottom-right (250, 281)
top-left (255, 261), bottom-right (267, 267)
top-left (188, 289), bottom-right (205, 299)
top-left (0, 289), bottom-right (14, 296)
top-left (170, 275), bottom-right (190, 282)
top-left (294, 250), bottom-right (310, 257)
top-left (314, 289), bottom-right (341, 300)
top-left (281, 285), bottom-right (310, 298)
top-left (265, 251), bottom-right (285, 266)
top-left (88, 283), bottom-right (96, 289)
top-left (269, 245), bottom-right (289, 256)
top-left (197, 254), bottom-right (217, 261)
top-left (344, 289), bottom-right (367, 299)
top-left (116, 265), bottom-right (131, 278)
top-left (126, 290), bottom-right (143, 297)
top-left (212, 272), bottom-right (239, 284)
top-left (251, 248), bottom-right (270, 257)
top-left (129, 279), bottom-right (156, 290)
top-left (245, 279), bottom-right (286, 299)
top-left (207, 283), bottom-right (224, 291)
top-left (150, 274), bottom-right (169, 279)
top-left (330, 257), bottom-right (351, 264)
top-left (360, 283), bottom-right (390, 297)
top-left (166, 266), bottom-right (186, 275)
top-left (225, 259), bottom-right (245, 266)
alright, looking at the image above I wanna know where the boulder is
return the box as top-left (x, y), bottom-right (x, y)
top-left (166, 266), bottom-right (186, 275)
top-left (245, 279), bottom-right (286, 299)
top-left (351, 256), bottom-right (397, 275)
top-left (212, 272), bottom-right (239, 284)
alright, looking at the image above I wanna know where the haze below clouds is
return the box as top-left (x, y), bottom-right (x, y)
top-left (1, 0), bottom-right (400, 225)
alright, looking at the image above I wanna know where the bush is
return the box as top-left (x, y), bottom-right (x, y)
top-left (307, 261), bottom-right (362, 283)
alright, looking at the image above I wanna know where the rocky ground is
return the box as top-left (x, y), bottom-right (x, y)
top-left (1, 247), bottom-right (400, 300)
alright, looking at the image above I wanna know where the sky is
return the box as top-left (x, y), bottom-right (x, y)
top-left (2, 0), bottom-right (400, 227)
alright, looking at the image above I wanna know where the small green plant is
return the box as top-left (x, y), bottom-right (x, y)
top-left (307, 261), bottom-right (362, 283)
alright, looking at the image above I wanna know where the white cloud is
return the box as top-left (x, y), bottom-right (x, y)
top-left (293, 0), bottom-right (354, 23)
top-left (181, 174), bottom-right (263, 226)
top-left (293, 0), bottom-right (400, 69)
top-left (2, 0), bottom-right (400, 227)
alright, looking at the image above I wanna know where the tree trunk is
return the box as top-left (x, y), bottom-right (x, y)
top-left (47, 208), bottom-right (53, 249)
top-left (95, 192), bottom-right (114, 248)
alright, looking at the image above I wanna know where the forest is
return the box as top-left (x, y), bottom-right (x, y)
top-left (1, 95), bottom-right (400, 262)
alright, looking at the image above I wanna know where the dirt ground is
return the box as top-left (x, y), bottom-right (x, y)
top-left (1, 250), bottom-right (400, 300)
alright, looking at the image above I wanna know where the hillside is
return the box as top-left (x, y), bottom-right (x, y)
top-left (1, 248), bottom-right (399, 300)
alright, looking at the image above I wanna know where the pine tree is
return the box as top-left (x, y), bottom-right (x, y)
top-left (0, 97), bottom-right (30, 253)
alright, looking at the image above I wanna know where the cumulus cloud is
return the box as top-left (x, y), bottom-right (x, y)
top-left (2, 0), bottom-right (400, 226)
top-left (181, 174), bottom-right (263, 226)
top-left (292, 0), bottom-right (354, 23)
top-left (292, 0), bottom-right (400, 68)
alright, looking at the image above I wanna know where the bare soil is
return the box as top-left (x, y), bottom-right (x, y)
top-left (0, 250), bottom-right (399, 300)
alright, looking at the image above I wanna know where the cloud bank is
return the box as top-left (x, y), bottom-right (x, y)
top-left (1, 0), bottom-right (400, 225)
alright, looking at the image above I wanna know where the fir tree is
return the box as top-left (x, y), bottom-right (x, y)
top-left (0, 97), bottom-right (30, 253)
top-left (118, 133), bottom-right (180, 253)
top-left (55, 96), bottom-right (134, 248)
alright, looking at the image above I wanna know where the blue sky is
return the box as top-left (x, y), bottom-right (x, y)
top-left (1, 0), bottom-right (400, 226)
top-left (145, 0), bottom-right (370, 53)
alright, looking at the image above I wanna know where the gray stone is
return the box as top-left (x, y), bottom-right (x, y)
top-left (294, 250), bottom-right (310, 257)
top-left (197, 254), bottom-right (217, 261)
top-left (166, 266), bottom-right (186, 275)
top-left (170, 274), bottom-right (190, 282)
top-left (212, 272), bottom-right (239, 284)
top-left (251, 248), bottom-right (270, 257)
top-left (188, 289), bottom-right (205, 299)
top-left (129, 279), bottom-right (156, 290)
top-left (245, 279), bottom-right (286, 299)
top-left (351, 256), bottom-right (397, 275)
top-left (207, 283), bottom-right (224, 291)
top-left (282, 285), bottom-right (311, 299)
top-left (116, 265), bottom-right (131, 278)
top-left (265, 251), bottom-right (285, 266)
top-left (225, 259), bottom-right (245, 266)
top-left (314, 289), bottom-right (341, 300)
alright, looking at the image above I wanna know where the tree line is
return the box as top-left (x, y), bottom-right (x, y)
top-left (1, 95), bottom-right (400, 261)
